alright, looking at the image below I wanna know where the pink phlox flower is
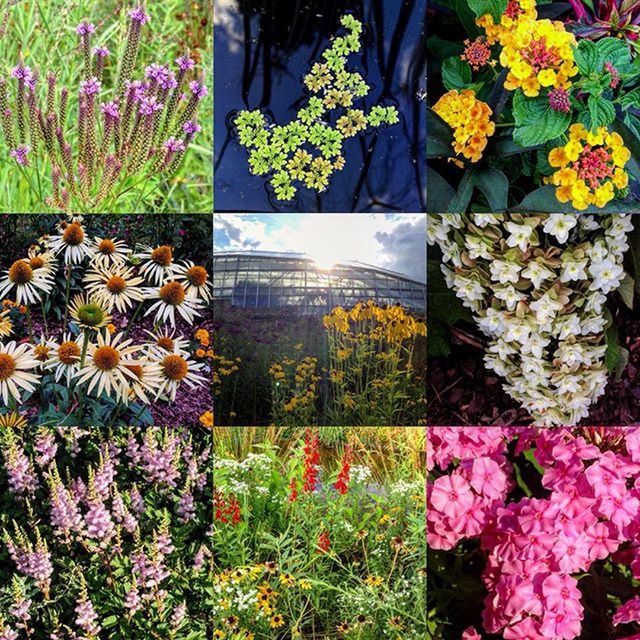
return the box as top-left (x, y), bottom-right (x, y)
top-left (614, 595), bottom-right (640, 625)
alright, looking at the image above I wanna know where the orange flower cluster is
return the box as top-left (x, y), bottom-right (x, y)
top-left (432, 89), bottom-right (495, 162)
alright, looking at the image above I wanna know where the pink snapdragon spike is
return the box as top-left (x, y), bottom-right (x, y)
top-left (428, 427), bottom-right (640, 639)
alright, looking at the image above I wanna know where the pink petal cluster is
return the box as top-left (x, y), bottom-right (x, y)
top-left (428, 427), bottom-right (640, 640)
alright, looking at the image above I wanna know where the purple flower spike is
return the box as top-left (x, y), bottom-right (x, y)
top-left (93, 46), bottom-right (110, 57)
top-left (189, 80), bottom-right (208, 101)
top-left (75, 20), bottom-right (96, 36)
top-left (139, 95), bottom-right (163, 116)
top-left (79, 77), bottom-right (102, 96)
top-left (128, 6), bottom-right (150, 24)
top-left (164, 137), bottom-right (186, 153)
top-left (100, 101), bottom-right (120, 120)
top-left (145, 64), bottom-right (177, 90)
top-left (125, 80), bottom-right (147, 103)
top-left (10, 145), bottom-right (31, 166)
top-left (183, 121), bottom-right (201, 135)
top-left (11, 65), bottom-right (35, 88)
top-left (176, 56), bottom-right (195, 71)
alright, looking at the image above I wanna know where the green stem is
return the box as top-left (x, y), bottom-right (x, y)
top-left (63, 265), bottom-right (73, 328)
top-left (495, 122), bottom-right (515, 128)
top-left (77, 331), bottom-right (91, 426)
top-left (123, 300), bottom-right (144, 340)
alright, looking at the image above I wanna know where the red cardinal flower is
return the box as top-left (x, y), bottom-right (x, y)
top-left (334, 445), bottom-right (353, 495)
top-left (303, 428), bottom-right (320, 493)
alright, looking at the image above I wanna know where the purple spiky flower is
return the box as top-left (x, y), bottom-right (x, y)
top-left (92, 46), bottom-right (110, 57)
top-left (128, 6), bottom-right (150, 25)
top-left (79, 77), bottom-right (102, 97)
top-left (100, 101), bottom-right (120, 121)
top-left (176, 56), bottom-right (195, 71)
top-left (10, 144), bottom-right (30, 166)
top-left (189, 80), bottom-right (208, 101)
top-left (75, 20), bottom-right (95, 36)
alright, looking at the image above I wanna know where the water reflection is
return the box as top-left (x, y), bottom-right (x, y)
top-left (214, 0), bottom-right (426, 212)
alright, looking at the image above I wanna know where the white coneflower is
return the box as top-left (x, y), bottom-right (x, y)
top-left (135, 245), bottom-right (179, 285)
top-left (68, 294), bottom-right (113, 331)
top-left (144, 281), bottom-right (202, 327)
top-left (0, 259), bottom-right (54, 305)
top-left (173, 261), bottom-right (212, 302)
top-left (0, 310), bottom-right (13, 338)
top-left (49, 222), bottom-right (94, 264)
top-left (123, 360), bottom-right (163, 404)
top-left (84, 265), bottom-right (146, 313)
top-left (75, 331), bottom-right (141, 402)
top-left (143, 327), bottom-right (190, 356)
top-left (153, 351), bottom-right (207, 402)
top-left (25, 250), bottom-right (58, 279)
top-left (0, 341), bottom-right (41, 406)
top-left (31, 334), bottom-right (59, 371)
top-left (45, 333), bottom-right (84, 384)
top-left (90, 237), bottom-right (132, 270)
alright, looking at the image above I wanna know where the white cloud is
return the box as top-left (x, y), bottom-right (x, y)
top-left (214, 213), bottom-right (426, 282)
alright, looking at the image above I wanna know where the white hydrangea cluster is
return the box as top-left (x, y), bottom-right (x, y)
top-left (428, 213), bottom-right (633, 427)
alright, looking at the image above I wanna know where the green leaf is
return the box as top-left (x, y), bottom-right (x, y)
top-left (426, 36), bottom-right (464, 60)
top-left (620, 88), bottom-right (640, 111)
top-left (596, 37), bottom-right (632, 74)
top-left (427, 108), bottom-right (454, 158)
top-left (473, 168), bottom-right (509, 211)
top-left (605, 320), bottom-right (629, 380)
top-left (467, 0), bottom-right (508, 21)
top-left (442, 56), bottom-right (472, 91)
top-left (447, 170), bottom-right (475, 212)
top-left (619, 273), bottom-right (635, 310)
top-left (585, 94), bottom-right (616, 131)
top-left (427, 166), bottom-right (456, 213)
top-left (452, 0), bottom-right (482, 37)
top-left (512, 91), bottom-right (571, 147)
top-left (574, 39), bottom-right (602, 75)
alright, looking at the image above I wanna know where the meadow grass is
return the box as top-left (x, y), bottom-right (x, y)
top-left (213, 426), bottom-right (426, 480)
top-left (0, 0), bottom-right (212, 213)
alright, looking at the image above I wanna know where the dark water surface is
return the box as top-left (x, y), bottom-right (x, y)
top-left (214, 0), bottom-right (427, 212)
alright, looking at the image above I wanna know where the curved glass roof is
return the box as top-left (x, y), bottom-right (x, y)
top-left (213, 251), bottom-right (426, 314)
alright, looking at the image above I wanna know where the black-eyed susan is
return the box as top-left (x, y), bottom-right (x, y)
top-left (364, 575), bottom-right (384, 587)
top-left (213, 630), bottom-right (225, 639)
top-left (84, 264), bottom-right (146, 313)
top-left (75, 331), bottom-right (141, 402)
top-left (144, 281), bottom-right (202, 327)
top-left (336, 622), bottom-right (350, 634)
top-left (279, 572), bottom-right (295, 587)
top-left (90, 236), bottom-right (132, 270)
top-left (49, 222), bottom-right (94, 264)
top-left (135, 244), bottom-right (178, 285)
top-left (224, 615), bottom-right (239, 630)
top-left (388, 616), bottom-right (404, 630)
top-left (0, 259), bottom-right (54, 305)
top-left (173, 260), bottom-right (212, 302)
top-left (270, 613), bottom-right (285, 629)
top-left (0, 412), bottom-right (28, 428)
top-left (0, 310), bottom-right (13, 338)
top-left (264, 561), bottom-right (277, 573)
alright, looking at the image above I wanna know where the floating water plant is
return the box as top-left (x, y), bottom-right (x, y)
top-left (233, 14), bottom-right (399, 202)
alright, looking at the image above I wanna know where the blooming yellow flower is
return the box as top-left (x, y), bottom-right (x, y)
top-left (499, 19), bottom-right (578, 97)
top-left (547, 124), bottom-right (631, 210)
top-left (432, 89), bottom-right (495, 162)
top-left (476, 0), bottom-right (537, 45)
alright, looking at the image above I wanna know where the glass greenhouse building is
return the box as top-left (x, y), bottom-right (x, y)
top-left (213, 251), bottom-right (426, 314)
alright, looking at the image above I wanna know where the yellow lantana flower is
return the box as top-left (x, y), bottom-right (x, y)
top-left (432, 89), bottom-right (495, 163)
top-left (499, 19), bottom-right (578, 97)
top-left (547, 124), bottom-right (631, 210)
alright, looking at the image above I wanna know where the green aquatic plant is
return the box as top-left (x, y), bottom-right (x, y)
top-left (233, 14), bottom-right (399, 202)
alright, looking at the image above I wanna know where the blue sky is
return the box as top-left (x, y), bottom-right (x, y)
top-left (213, 214), bottom-right (426, 282)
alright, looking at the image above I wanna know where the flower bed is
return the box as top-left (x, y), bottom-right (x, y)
top-left (428, 426), bottom-right (640, 640)
top-left (213, 427), bottom-right (426, 639)
top-left (427, 0), bottom-right (640, 212)
top-left (0, 426), bottom-right (212, 640)
top-left (0, 214), bottom-right (212, 427)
